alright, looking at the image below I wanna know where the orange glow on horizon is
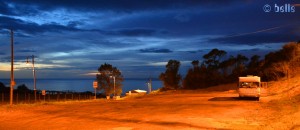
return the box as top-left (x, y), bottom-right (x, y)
top-left (0, 62), bottom-right (72, 71)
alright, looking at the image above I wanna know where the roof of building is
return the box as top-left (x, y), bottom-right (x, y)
top-left (134, 89), bottom-right (147, 93)
top-left (126, 89), bottom-right (147, 93)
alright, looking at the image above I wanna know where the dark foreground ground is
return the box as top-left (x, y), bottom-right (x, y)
top-left (0, 89), bottom-right (300, 130)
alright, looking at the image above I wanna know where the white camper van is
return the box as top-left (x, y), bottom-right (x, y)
top-left (238, 76), bottom-right (261, 100)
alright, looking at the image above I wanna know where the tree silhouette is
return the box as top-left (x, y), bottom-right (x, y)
top-left (96, 63), bottom-right (124, 96)
top-left (191, 60), bottom-right (199, 68)
top-left (202, 49), bottom-right (227, 86)
top-left (183, 60), bottom-right (207, 89)
top-left (180, 42), bottom-right (300, 90)
top-left (247, 55), bottom-right (261, 76)
top-left (235, 54), bottom-right (248, 66)
top-left (0, 82), bottom-right (9, 93)
top-left (203, 48), bottom-right (227, 69)
top-left (159, 60), bottom-right (182, 90)
top-left (219, 55), bottom-right (236, 78)
top-left (229, 54), bottom-right (248, 79)
top-left (17, 84), bottom-right (30, 93)
top-left (262, 42), bottom-right (299, 80)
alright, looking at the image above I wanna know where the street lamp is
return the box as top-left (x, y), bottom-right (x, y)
top-left (98, 71), bottom-right (116, 98)
top-left (146, 78), bottom-right (152, 94)
top-left (110, 75), bottom-right (116, 98)
top-left (26, 55), bottom-right (37, 102)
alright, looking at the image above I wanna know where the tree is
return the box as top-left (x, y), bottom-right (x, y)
top-left (219, 55), bottom-right (236, 77)
top-left (235, 54), bottom-right (248, 66)
top-left (191, 60), bottom-right (199, 68)
top-left (202, 49), bottom-right (227, 86)
top-left (17, 84), bottom-right (30, 93)
top-left (183, 60), bottom-right (207, 89)
top-left (203, 48), bottom-right (227, 69)
top-left (159, 60), bottom-right (182, 90)
top-left (96, 63), bottom-right (124, 96)
top-left (0, 82), bottom-right (9, 93)
top-left (231, 54), bottom-right (248, 78)
top-left (183, 60), bottom-right (199, 89)
top-left (262, 42), bottom-right (299, 81)
top-left (247, 55), bottom-right (261, 76)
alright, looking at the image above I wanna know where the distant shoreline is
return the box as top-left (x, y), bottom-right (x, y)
top-left (0, 78), bottom-right (159, 81)
top-left (0, 78), bottom-right (162, 93)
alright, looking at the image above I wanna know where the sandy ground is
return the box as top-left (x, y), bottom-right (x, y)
top-left (0, 88), bottom-right (300, 130)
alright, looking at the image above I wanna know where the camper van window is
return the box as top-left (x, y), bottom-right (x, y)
top-left (241, 82), bottom-right (249, 88)
top-left (240, 82), bottom-right (259, 88)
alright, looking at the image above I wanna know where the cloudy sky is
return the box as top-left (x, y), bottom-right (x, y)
top-left (0, 0), bottom-right (299, 79)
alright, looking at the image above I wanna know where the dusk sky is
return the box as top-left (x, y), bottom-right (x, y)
top-left (0, 0), bottom-right (299, 79)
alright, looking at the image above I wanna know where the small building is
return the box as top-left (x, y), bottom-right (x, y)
top-left (126, 89), bottom-right (147, 96)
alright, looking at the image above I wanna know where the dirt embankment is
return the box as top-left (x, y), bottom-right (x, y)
top-left (0, 76), bottom-right (300, 130)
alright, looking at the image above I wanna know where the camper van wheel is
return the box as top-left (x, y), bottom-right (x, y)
top-left (256, 97), bottom-right (260, 101)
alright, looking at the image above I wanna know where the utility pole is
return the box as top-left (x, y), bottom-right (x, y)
top-left (10, 29), bottom-right (15, 106)
top-left (33, 55), bottom-right (36, 102)
top-left (148, 78), bottom-right (152, 94)
top-left (112, 76), bottom-right (116, 97)
top-left (27, 55), bottom-right (37, 102)
top-left (150, 78), bottom-right (152, 93)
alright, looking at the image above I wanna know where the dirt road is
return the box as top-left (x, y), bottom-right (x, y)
top-left (0, 90), bottom-right (299, 130)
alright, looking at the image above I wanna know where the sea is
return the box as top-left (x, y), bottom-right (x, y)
top-left (0, 79), bottom-right (162, 94)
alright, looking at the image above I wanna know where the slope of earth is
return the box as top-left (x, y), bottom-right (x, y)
top-left (0, 76), bottom-right (300, 130)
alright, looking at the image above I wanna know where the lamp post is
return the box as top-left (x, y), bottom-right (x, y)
top-left (98, 71), bottom-right (116, 98)
top-left (147, 80), bottom-right (152, 94)
top-left (110, 76), bottom-right (116, 98)
top-left (26, 55), bottom-right (37, 102)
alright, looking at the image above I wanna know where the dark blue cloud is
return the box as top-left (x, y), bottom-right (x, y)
top-left (0, 1), bottom-right (40, 16)
top-left (179, 49), bottom-right (205, 54)
top-left (3, 0), bottom-right (239, 13)
top-left (185, 51), bottom-right (198, 54)
top-left (139, 48), bottom-right (173, 53)
top-left (104, 1), bottom-right (300, 38)
top-left (113, 28), bottom-right (168, 37)
top-left (0, 0), bottom-right (299, 79)
top-left (17, 49), bottom-right (37, 53)
top-left (0, 16), bottom-right (81, 34)
top-left (209, 32), bottom-right (300, 45)
top-left (0, 55), bottom-right (28, 62)
top-left (0, 16), bottom-right (167, 38)
top-left (67, 21), bottom-right (85, 28)
top-left (0, 1), bottom-right (11, 15)
top-left (239, 48), bottom-right (261, 52)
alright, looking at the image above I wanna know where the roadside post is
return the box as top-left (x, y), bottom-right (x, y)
top-left (42, 90), bottom-right (46, 102)
top-left (93, 81), bottom-right (98, 99)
